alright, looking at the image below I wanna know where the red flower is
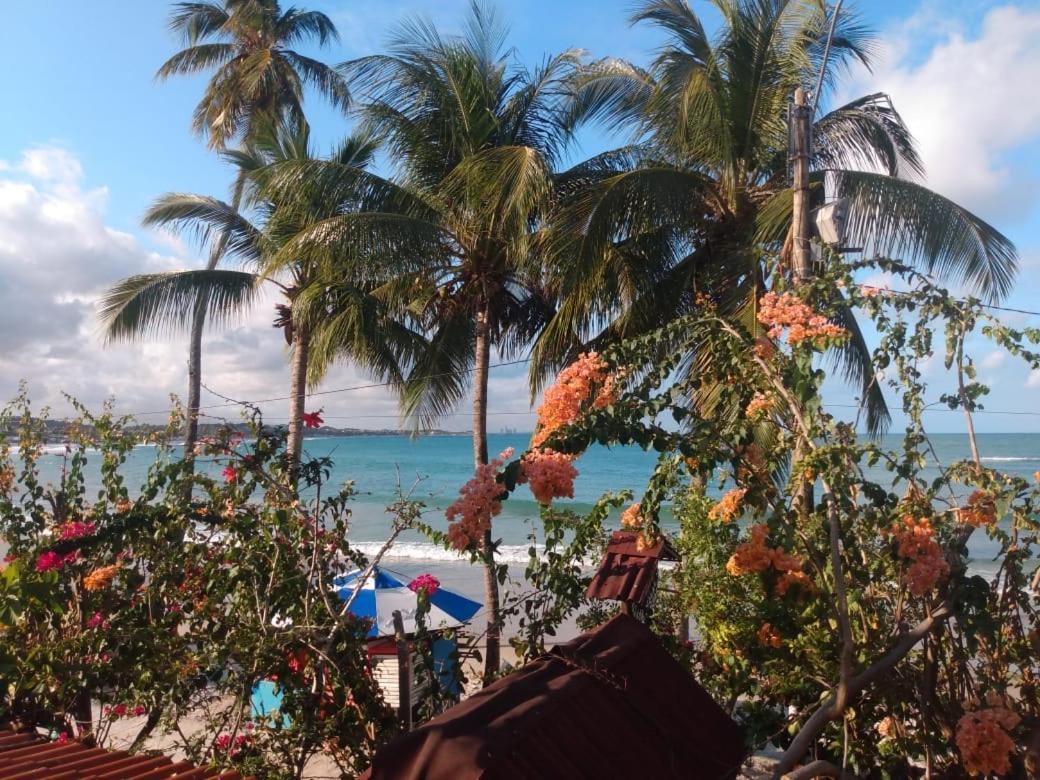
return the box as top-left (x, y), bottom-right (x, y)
top-left (301, 411), bottom-right (324, 429)
top-left (132, 705), bottom-right (147, 717)
top-left (215, 733), bottom-right (232, 751)
top-left (56, 732), bottom-right (70, 744)
top-left (408, 573), bottom-right (440, 596)
top-left (59, 520), bottom-right (96, 540)
top-left (221, 466), bottom-right (238, 483)
top-left (36, 550), bottom-right (77, 572)
top-left (86, 612), bottom-right (107, 630)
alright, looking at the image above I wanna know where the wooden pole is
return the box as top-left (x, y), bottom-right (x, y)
top-left (791, 87), bottom-right (813, 283)
top-left (393, 610), bottom-right (412, 731)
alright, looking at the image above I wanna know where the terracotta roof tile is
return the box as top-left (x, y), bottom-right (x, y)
top-left (0, 725), bottom-right (249, 779)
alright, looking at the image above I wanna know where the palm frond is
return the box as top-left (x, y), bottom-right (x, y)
top-left (829, 169), bottom-right (1018, 300)
top-left (99, 270), bottom-right (261, 343)
top-left (813, 93), bottom-right (923, 178)
top-left (401, 313), bottom-right (477, 432)
top-left (143, 193), bottom-right (266, 264)
top-left (155, 43), bottom-right (237, 80)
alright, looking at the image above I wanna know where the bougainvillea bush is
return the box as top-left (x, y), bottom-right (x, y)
top-left (0, 396), bottom-right (402, 778)
top-left (442, 257), bottom-right (1040, 777)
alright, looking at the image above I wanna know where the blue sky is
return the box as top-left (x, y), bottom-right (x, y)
top-left (0, 0), bottom-right (1038, 433)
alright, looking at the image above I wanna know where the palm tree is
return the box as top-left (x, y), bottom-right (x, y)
top-left (100, 120), bottom-right (413, 475)
top-left (154, 0), bottom-right (349, 465)
top-left (536, 0), bottom-right (1018, 434)
top-left (261, 2), bottom-right (581, 681)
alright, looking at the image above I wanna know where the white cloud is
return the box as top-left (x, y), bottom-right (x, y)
top-left (980, 350), bottom-right (1006, 371)
top-left (1028, 370), bottom-right (1040, 389)
top-left (843, 5), bottom-right (1040, 221)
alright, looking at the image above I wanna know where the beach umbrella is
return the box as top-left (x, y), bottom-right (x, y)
top-left (333, 567), bottom-right (481, 638)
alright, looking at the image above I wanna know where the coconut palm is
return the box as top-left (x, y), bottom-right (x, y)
top-left (100, 120), bottom-right (416, 476)
top-left (535, 0), bottom-right (1018, 434)
top-left (259, 2), bottom-right (581, 681)
top-left (154, 0), bottom-right (349, 466)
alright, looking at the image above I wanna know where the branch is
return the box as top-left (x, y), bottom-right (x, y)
top-left (775, 602), bottom-right (953, 775)
top-left (783, 759), bottom-right (859, 780)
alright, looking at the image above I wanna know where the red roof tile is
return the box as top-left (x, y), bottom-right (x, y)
top-left (360, 613), bottom-right (746, 780)
top-left (0, 725), bottom-right (248, 779)
top-left (585, 530), bottom-right (678, 604)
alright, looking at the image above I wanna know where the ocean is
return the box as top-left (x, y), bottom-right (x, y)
top-left (19, 432), bottom-right (1039, 606)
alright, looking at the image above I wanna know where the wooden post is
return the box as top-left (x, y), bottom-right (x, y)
top-left (791, 86), bottom-right (813, 283)
top-left (393, 610), bottom-right (412, 731)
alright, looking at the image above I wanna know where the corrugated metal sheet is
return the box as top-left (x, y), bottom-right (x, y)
top-left (585, 530), bottom-right (678, 604)
top-left (0, 725), bottom-right (250, 779)
top-left (360, 613), bottom-right (746, 780)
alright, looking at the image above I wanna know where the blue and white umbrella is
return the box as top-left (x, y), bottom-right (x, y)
top-left (333, 567), bottom-right (481, 638)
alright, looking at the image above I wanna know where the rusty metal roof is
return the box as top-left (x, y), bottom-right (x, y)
top-left (360, 613), bottom-right (746, 780)
top-left (0, 725), bottom-right (249, 779)
top-left (585, 530), bottom-right (678, 604)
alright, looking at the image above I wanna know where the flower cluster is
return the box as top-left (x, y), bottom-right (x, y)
top-left (620, 502), bottom-right (644, 529)
top-left (726, 526), bottom-right (810, 596)
top-left (445, 448), bottom-right (513, 550)
top-left (532, 352), bottom-right (616, 448)
top-left (756, 623), bottom-right (781, 648)
top-left (0, 465), bottom-right (14, 495)
top-left (216, 728), bottom-right (255, 756)
top-left (745, 393), bottom-right (772, 419)
top-left (757, 292), bottom-right (847, 345)
top-left (891, 516), bottom-right (949, 596)
top-left (520, 449), bottom-right (577, 505)
top-left (222, 466), bottom-right (239, 483)
top-left (956, 705), bottom-right (1020, 776)
top-left (103, 703), bottom-right (147, 720)
top-left (408, 573), bottom-right (440, 596)
top-left (956, 490), bottom-right (997, 528)
top-left (726, 525), bottom-right (772, 575)
top-left (58, 520), bottom-right (95, 540)
top-left (83, 564), bottom-right (120, 592)
top-left (301, 411), bottom-right (324, 429)
top-left (708, 488), bottom-right (746, 523)
top-left (86, 612), bottom-right (109, 630)
top-left (36, 550), bottom-right (78, 572)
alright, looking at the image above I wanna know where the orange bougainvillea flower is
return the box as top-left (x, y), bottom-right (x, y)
top-left (445, 448), bottom-right (514, 551)
top-left (520, 449), bottom-right (578, 505)
top-left (83, 564), bottom-right (120, 592)
top-left (726, 525), bottom-right (772, 575)
top-left (620, 502), bottom-right (644, 529)
top-left (757, 292), bottom-right (847, 346)
top-left (956, 706), bottom-right (1020, 776)
top-left (775, 570), bottom-right (813, 597)
top-left (891, 516), bottom-right (949, 596)
top-left (956, 491), bottom-right (997, 528)
top-left (745, 393), bottom-right (772, 419)
top-left (532, 352), bottom-right (616, 448)
top-left (756, 622), bottom-right (782, 648)
top-left (708, 488), bottom-right (746, 523)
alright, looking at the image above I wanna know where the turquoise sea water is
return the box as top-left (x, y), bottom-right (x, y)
top-left (24, 433), bottom-right (1040, 576)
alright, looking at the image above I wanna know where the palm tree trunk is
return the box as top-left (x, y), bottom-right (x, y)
top-left (472, 305), bottom-right (500, 685)
top-left (286, 319), bottom-right (310, 485)
top-left (182, 173), bottom-right (246, 471)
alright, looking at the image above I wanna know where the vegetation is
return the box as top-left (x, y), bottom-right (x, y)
top-left (10, 0), bottom-right (1031, 775)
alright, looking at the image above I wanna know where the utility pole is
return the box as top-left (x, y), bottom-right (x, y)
top-left (791, 86), bottom-right (813, 283)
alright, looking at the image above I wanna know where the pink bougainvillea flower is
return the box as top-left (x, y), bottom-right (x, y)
top-left (86, 612), bottom-right (108, 630)
top-left (132, 705), bottom-right (147, 717)
top-left (408, 573), bottom-right (440, 596)
top-left (221, 466), bottom-right (238, 484)
top-left (445, 448), bottom-right (514, 550)
top-left (215, 733), bottom-right (232, 751)
top-left (36, 550), bottom-right (78, 573)
top-left (58, 520), bottom-right (96, 541)
top-left (301, 411), bottom-right (324, 429)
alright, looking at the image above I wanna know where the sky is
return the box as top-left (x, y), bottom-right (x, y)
top-left (0, 0), bottom-right (1038, 434)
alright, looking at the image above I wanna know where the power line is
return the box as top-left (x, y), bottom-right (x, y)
top-left (859, 284), bottom-right (1040, 318)
top-left (123, 358), bottom-right (533, 417)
